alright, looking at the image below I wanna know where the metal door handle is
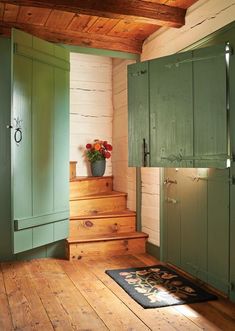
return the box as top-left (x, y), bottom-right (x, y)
top-left (143, 138), bottom-right (150, 167)
top-left (166, 197), bottom-right (178, 204)
top-left (164, 178), bottom-right (177, 185)
top-left (14, 128), bottom-right (22, 144)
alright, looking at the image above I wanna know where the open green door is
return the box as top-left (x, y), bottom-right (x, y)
top-left (11, 29), bottom-right (70, 254)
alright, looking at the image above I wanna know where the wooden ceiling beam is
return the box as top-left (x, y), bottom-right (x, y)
top-left (0, 0), bottom-right (186, 27)
top-left (0, 22), bottom-right (143, 53)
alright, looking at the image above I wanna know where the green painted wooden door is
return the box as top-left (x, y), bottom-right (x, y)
top-left (128, 45), bottom-right (229, 168)
top-left (128, 61), bottom-right (150, 167)
top-left (149, 52), bottom-right (194, 167)
top-left (163, 168), bottom-right (230, 294)
top-left (12, 29), bottom-right (70, 254)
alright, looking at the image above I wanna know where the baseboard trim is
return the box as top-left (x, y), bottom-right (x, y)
top-left (146, 242), bottom-right (160, 260)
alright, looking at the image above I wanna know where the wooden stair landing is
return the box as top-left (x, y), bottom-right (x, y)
top-left (67, 174), bottom-right (148, 260)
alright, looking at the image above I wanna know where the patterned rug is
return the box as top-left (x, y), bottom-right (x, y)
top-left (105, 265), bottom-right (217, 308)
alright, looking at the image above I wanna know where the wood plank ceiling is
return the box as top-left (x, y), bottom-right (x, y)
top-left (0, 0), bottom-right (199, 54)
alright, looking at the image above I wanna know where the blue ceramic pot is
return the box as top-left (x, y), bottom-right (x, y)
top-left (90, 159), bottom-right (106, 177)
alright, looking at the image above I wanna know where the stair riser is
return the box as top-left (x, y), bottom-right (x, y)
top-left (69, 216), bottom-right (136, 237)
top-left (70, 177), bottom-right (113, 199)
top-left (67, 238), bottom-right (147, 260)
top-left (70, 196), bottom-right (127, 217)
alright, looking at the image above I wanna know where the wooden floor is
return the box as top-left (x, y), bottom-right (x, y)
top-left (1, 254), bottom-right (235, 331)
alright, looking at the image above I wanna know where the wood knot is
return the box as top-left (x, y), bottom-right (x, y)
top-left (84, 220), bottom-right (93, 228)
top-left (112, 223), bottom-right (119, 232)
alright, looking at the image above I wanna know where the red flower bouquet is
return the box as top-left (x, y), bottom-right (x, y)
top-left (85, 139), bottom-right (112, 163)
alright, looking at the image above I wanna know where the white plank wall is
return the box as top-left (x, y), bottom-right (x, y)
top-left (112, 58), bottom-right (136, 211)
top-left (70, 53), bottom-right (113, 176)
top-left (140, 0), bottom-right (235, 246)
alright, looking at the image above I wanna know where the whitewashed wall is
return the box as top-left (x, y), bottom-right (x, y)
top-left (140, 0), bottom-right (235, 246)
top-left (70, 53), bottom-right (113, 176)
top-left (112, 59), bottom-right (136, 211)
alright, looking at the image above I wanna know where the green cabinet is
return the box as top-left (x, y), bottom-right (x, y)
top-left (163, 168), bottom-right (230, 294)
top-left (0, 29), bottom-right (70, 259)
top-left (128, 44), bottom-right (229, 168)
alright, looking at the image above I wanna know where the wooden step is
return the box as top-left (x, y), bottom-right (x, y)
top-left (70, 161), bottom-right (77, 180)
top-left (69, 210), bottom-right (136, 237)
top-left (70, 176), bottom-right (113, 199)
top-left (70, 191), bottom-right (127, 218)
top-left (66, 232), bottom-right (148, 260)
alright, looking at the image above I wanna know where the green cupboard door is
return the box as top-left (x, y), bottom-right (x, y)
top-left (128, 61), bottom-right (150, 167)
top-left (149, 52), bottom-right (194, 168)
top-left (179, 169), bottom-right (208, 282)
top-left (12, 29), bottom-right (70, 254)
top-left (163, 168), bottom-right (181, 267)
top-left (193, 44), bottom-right (228, 168)
top-left (207, 168), bottom-right (229, 294)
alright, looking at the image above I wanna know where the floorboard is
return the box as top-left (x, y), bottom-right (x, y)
top-left (0, 254), bottom-right (235, 331)
top-left (0, 265), bottom-right (13, 331)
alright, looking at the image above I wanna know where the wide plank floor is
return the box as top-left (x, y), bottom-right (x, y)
top-left (1, 254), bottom-right (235, 331)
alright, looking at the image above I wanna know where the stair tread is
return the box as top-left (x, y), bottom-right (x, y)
top-left (70, 175), bottom-right (113, 182)
top-left (67, 231), bottom-right (149, 244)
top-left (70, 209), bottom-right (136, 220)
top-left (70, 190), bottom-right (127, 201)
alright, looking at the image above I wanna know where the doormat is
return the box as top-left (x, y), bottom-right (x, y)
top-left (105, 265), bottom-right (217, 308)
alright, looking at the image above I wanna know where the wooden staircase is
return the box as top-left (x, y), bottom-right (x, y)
top-left (66, 165), bottom-right (148, 260)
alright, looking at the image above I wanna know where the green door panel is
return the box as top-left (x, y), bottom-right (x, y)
top-left (14, 221), bottom-right (69, 254)
top-left (54, 45), bottom-right (70, 62)
top-left (13, 29), bottom-right (32, 47)
top-left (193, 44), bottom-right (228, 168)
top-left (12, 29), bottom-right (70, 254)
top-left (14, 211), bottom-right (69, 230)
top-left (14, 229), bottom-right (33, 254)
top-left (149, 52), bottom-right (194, 167)
top-left (207, 168), bottom-right (229, 293)
top-left (128, 61), bottom-right (149, 167)
top-left (163, 167), bottom-right (230, 292)
top-left (15, 44), bottom-right (70, 70)
top-left (54, 219), bottom-right (69, 242)
top-left (12, 55), bottom-right (33, 219)
top-left (179, 169), bottom-right (208, 281)
top-left (33, 35), bottom-right (54, 55)
top-left (32, 61), bottom-right (54, 216)
top-left (33, 223), bottom-right (54, 248)
top-left (54, 68), bottom-right (70, 212)
top-left (164, 168), bottom-right (181, 267)
top-left (0, 38), bottom-right (12, 260)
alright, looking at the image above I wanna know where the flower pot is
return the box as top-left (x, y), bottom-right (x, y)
top-left (90, 159), bottom-right (106, 177)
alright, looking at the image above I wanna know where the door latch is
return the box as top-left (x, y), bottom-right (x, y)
top-left (143, 138), bottom-right (150, 167)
